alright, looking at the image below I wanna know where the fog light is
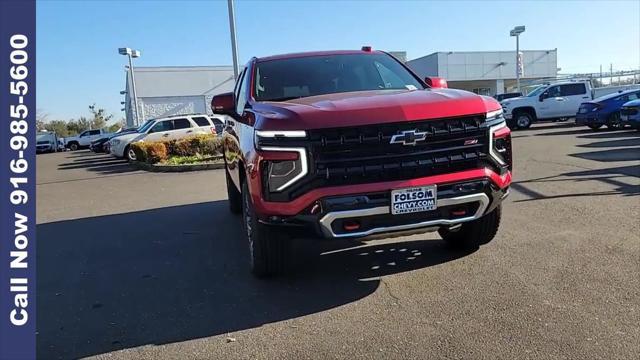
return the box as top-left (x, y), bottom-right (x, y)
top-left (343, 220), bottom-right (361, 231)
top-left (451, 208), bottom-right (466, 216)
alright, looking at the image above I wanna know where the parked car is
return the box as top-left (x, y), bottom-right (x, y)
top-left (575, 89), bottom-right (640, 130)
top-left (494, 92), bottom-right (522, 102)
top-left (90, 125), bottom-right (144, 153)
top-left (36, 131), bottom-right (59, 153)
top-left (212, 48), bottom-right (512, 277)
top-left (109, 114), bottom-right (218, 160)
top-left (620, 99), bottom-right (640, 130)
top-left (500, 81), bottom-right (593, 129)
top-left (90, 137), bottom-right (111, 153)
top-left (65, 129), bottom-right (114, 151)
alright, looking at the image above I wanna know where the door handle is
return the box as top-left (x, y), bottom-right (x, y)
top-left (186, 130), bottom-right (193, 133)
top-left (162, 133), bottom-right (170, 137)
top-left (582, 96), bottom-right (590, 99)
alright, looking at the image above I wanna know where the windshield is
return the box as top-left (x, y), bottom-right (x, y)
top-left (36, 133), bottom-right (53, 141)
top-left (527, 86), bottom-right (547, 97)
top-left (254, 53), bottom-right (424, 102)
top-left (137, 120), bottom-right (155, 133)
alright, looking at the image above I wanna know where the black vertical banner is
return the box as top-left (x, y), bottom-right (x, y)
top-left (0, 0), bottom-right (36, 359)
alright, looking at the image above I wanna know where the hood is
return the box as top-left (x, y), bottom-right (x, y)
top-left (110, 132), bottom-right (142, 142)
top-left (500, 96), bottom-right (530, 105)
top-left (251, 89), bottom-right (500, 130)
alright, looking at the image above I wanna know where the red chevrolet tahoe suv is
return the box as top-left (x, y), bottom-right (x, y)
top-left (211, 49), bottom-right (512, 277)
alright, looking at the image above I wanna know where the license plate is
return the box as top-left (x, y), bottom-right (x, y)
top-left (391, 185), bottom-right (437, 215)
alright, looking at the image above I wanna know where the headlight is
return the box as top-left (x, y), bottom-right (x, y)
top-left (255, 130), bottom-right (308, 192)
top-left (486, 109), bottom-right (504, 121)
top-left (489, 121), bottom-right (512, 170)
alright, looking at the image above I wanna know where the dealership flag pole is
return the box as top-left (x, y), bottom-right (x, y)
top-left (227, 0), bottom-right (240, 79)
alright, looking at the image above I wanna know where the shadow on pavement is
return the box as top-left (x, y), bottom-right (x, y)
top-left (513, 130), bottom-right (640, 201)
top-left (57, 150), bottom-right (137, 175)
top-left (576, 137), bottom-right (640, 148)
top-left (577, 129), bottom-right (640, 140)
top-left (37, 201), bottom-right (472, 359)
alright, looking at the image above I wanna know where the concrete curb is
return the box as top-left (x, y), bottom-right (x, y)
top-left (131, 160), bottom-right (225, 173)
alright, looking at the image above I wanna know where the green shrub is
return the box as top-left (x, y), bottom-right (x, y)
top-left (145, 142), bottom-right (168, 164)
top-left (131, 134), bottom-right (222, 164)
top-left (174, 134), bottom-right (222, 157)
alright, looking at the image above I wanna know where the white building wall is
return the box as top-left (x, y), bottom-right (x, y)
top-left (139, 96), bottom-right (207, 120)
top-left (435, 50), bottom-right (557, 81)
top-left (408, 50), bottom-right (557, 82)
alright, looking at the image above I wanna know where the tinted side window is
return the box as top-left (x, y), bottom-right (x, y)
top-left (236, 67), bottom-right (251, 114)
top-left (233, 68), bottom-right (246, 99)
top-left (546, 86), bottom-right (561, 98)
top-left (560, 84), bottom-right (586, 96)
top-left (89, 130), bottom-right (101, 136)
top-left (150, 120), bottom-right (173, 133)
top-left (172, 118), bottom-right (192, 129)
top-left (192, 116), bottom-right (211, 126)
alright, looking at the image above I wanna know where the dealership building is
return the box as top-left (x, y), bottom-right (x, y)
top-left (121, 49), bottom-right (558, 126)
top-left (406, 49), bottom-right (558, 96)
top-left (122, 66), bottom-right (235, 126)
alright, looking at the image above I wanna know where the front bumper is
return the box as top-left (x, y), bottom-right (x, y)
top-left (575, 113), bottom-right (605, 125)
top-left (110, 142), bottom-right (126, 157)
top-left (256, 169), bottom-right (510, 239)
top-left (36, 144), bottom-right (53, 152)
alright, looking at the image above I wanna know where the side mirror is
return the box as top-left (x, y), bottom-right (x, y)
top-left (211, 92), bottom-right (235, 115)
top-left (424, 77), bottom-right (448, 89)
top-left (538, 93), bottom-right (546, 102)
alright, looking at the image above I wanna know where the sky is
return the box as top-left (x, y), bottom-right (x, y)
top-left (36, 0), bottom-right (640, 123)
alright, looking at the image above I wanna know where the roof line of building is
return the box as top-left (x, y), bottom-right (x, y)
top-left (134, 65), bottom-right (234, 71)
top-left (409, 49), bottom-right (557, 62)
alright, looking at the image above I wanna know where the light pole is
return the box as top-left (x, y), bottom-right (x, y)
top-left (118, 47), bottom-right (141, 126)
top-left (510, 26), bottom-right (525, 92)
top-left (227, 0), bottom-right (240, 79)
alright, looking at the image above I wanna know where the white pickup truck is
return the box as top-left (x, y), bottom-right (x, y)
top-left (65, 129), bottom-right (113, 151)
top-left (500, 81), bottom-right (594, 129)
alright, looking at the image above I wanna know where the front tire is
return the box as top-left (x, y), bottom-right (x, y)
top-left (514, 112), bottom-right (533, 129)
top-left (241, 181), bottom-right (290, 277)
top-left (68, 142), bottom-right (79, 151)
top-left (125, 145), bottom-right (137, 162)
top-left (606, 113), bottom-right (622, 130)
top-left (226, 170), bottom-right (242, 214)
top-left (439, 205), bottom-right (502, 249)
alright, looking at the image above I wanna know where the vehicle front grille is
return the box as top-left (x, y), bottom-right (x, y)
top-left (259, 115), bottom-right (499, 202)
top-left (280, 115), bottom-right (490, 198)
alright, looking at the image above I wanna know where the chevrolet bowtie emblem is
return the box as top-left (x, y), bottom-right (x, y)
top-left (390, 130), bottom-right (427, 146)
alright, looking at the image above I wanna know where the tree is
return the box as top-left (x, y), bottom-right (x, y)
top-left (88, 103), bottom-right (113, 130)
top-left (36, 109), bottom-right (49, 131)
top-left (43, 120), bottom-right (71, 137)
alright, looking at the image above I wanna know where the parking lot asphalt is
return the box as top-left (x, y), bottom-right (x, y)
top-left (36, 124), bottom-right (639, 360)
